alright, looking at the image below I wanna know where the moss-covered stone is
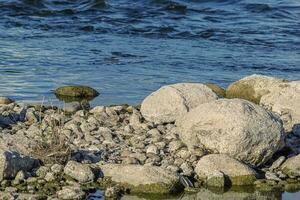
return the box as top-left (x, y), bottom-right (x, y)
top-left (98, 165), bottom-right (184, 194)
top-left (226, 83), bottom-right (261, 104)
top-left (204, 83), bottom-right (226, 98)
top-left (54, 86), bottom-right (99, 100)
top-left (226, 74), bottom-right (285, 104)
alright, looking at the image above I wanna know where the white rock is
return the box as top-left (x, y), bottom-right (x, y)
top-left (176, 99), bottom-right (284, 167)
top-left (260, 81), bottom-right (300, 134)
top-left (141, 83), bottom-right (218, 124)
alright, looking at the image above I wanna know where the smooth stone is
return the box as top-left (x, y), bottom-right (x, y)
top-left (99, 164), bottom-right (182, 194)
top-left (176, 99), bottom-right (284, 167)
top-left (226, 74), bottom-right (285, 104)
top-left (141, 83), bottom-right (218, 124)
top-left (195, 154), bottom-right (257, 186)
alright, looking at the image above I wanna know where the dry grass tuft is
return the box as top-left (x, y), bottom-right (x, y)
top-left (31, 99), bottom-right (72, 165)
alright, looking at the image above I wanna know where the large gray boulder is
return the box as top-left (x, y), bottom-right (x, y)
top-left (0, 149), bottom-right (39, 181)
top-left (195, 154), bottom-right (257, 186)
top-left (99, 164), bottom-right (182, 194)
top-left (226, 74), bottom-right (285, 104)
top-left (260, 81), bottom-right (300, 134)
top-left (176, 99), bottom-right (284, 166)
top-left (141, 83), bottom-right (218, 124)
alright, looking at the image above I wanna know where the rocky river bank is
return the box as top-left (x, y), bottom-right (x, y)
top-left (0, 74), bottom-right (300, 199)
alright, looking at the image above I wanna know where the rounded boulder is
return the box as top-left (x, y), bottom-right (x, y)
top-left (141, 83), bottom-right (218, 124)
top-left (176, 99), bottom-right (284, 167)
top-left (260, 81), bottom-right (300, 134)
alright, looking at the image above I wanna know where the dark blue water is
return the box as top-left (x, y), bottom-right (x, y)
top-left (0, 0), bottom-right (300, 105)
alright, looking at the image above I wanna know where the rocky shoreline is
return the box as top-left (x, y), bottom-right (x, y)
top-left (0, 74), bottom-right (299, 199)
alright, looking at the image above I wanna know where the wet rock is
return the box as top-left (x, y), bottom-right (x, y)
top-left (281, 154), bottom-right (300, 178)
top-left (206, 170), bottom-right (226, 188)
top-left (57, 186), bottom-right (86, 200)
top-left (0, 149), bottom-right (39, 181)
top-left (99, 164), bottom-right (182, 194)
top-left (176, 99), bottom-right (284, 167)
top-left (226, 74), bottom-right (285, 104)
top-left (64, 161), bottom-right (95, 183)
top-left (195, 154), bottom-right (257, 186)
top-left (141, 83), bottom-right (218, 124)
top-left (54, 85), bottom-right (99, 98)
top-left (260, 81), bottom-right (300, 134)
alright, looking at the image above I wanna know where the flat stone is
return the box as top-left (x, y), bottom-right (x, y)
top-left (54, 85), bottom-right (99, 98)
top-left (99, 164), bottom-right (182, 194)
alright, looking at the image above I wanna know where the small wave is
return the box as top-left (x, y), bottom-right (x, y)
top-left (244, 3), bottom-right (272, 13)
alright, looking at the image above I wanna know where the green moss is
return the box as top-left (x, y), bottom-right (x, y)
top-left (230, 175), bottom-right (257, 186)
top-left (226, 83), bottom-right (263, 104)
top-left (54, 85), bottom-right (99, 99)
top-left (204, 83), bottom-right (226, 98)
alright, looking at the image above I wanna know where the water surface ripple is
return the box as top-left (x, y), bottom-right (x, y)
top-left (0, 0), bottom-right (300, 105)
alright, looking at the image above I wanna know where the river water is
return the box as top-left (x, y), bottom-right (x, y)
top-left (0, 0), bottom-right (300, 106)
